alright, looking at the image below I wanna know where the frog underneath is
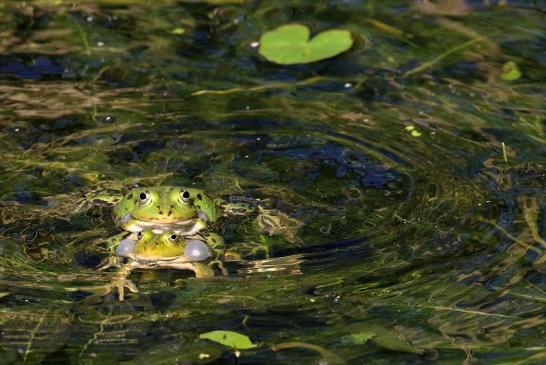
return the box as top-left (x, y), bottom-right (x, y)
top-left (100, 229), bottom-right (225, 301)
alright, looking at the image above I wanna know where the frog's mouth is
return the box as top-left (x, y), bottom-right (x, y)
top-left (125, 217), bottom-right (206, 235)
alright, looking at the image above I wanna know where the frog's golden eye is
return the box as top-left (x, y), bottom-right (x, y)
top-left (137, 231), bottom-right (143, 240)
top-left (167, 233), bottom-right (178, 243)
top-left (179, 190), bottom-right (191, 204)
top-left (138, 192), bottom-right (151, 206)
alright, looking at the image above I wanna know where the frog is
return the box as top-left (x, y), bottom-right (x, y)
top-left (94, 185), bottom-right (298, 259)
top-left (99, 229), bottom-right (226, 301)
top-left (112, 186), bottom-right (218, 235)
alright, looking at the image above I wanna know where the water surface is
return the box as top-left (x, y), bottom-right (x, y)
top-left (0, 1), bottom-right (545, 364)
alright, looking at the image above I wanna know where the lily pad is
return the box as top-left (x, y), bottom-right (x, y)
top-left (258, 24), bottom-right (353, 65)
top-left (199, 330), bottom-right (257, 350)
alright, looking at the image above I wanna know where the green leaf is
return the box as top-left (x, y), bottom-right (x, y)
top-left (501, 61), bottom-right (522, 81)
top-left (199, 330), bottom-right (257, 350)
top-left (258, 24), bottom-right (353, 65)
top-left (341, 331), bottom-right (376, 345)
top-left (372, 332), bottom-right (423, 354)
top-left (171, 28), bottom-right (185, 35)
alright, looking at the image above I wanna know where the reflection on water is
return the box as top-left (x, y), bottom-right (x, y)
top-left (0, 0), bottom-right (545, 363)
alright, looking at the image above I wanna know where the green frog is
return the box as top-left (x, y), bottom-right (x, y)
top-left (112, 186), bottom-right (218, 235)
top-left (100, 229), bottom-right (226, 301)
top-left (95, 185), bottom-right (294, 259)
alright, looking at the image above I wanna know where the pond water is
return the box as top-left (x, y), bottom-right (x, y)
top-left (0, 1), bottom-right (545, 364)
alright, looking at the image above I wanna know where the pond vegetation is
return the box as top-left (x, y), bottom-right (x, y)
top-left (0, 0), bottom-right (545, 363)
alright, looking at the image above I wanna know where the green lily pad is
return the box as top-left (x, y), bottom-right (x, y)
top-left (258, 24), bottom-right (353, 65)
top-left (199, 330), bottom-right (257, 350)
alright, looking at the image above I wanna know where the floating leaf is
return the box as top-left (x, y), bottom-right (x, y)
top-left (405, 125), bottom-right (421, 137)
top-left (171, 28), bottom-right (185, 35)
top-left (199, 330), bottom-right (257, 350)
top-left (258, 24), bottom-right (353, 65)
top-left (341, 331), bottom-right (376, 345)
top-left (501, 61), bottom-right (522, 81)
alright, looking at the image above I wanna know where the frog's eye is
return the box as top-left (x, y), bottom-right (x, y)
top-left (179, 190), bottom-right (191, 204)
top-left (167, 233), bottom-right (178, 243)
top-left (138, 192), bottom-right (150, 205)
top-left (137, 231), bottom-right (143, 240)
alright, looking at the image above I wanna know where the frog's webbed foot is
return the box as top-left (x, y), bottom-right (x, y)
top-left (113, 278), bottom-right (139, 302)
top-left (109, 265), bottom-right (139, 301)
top-left (72, 266), bottom-right (138, 302)
top-left (89, 265), bottom-right (138, 301)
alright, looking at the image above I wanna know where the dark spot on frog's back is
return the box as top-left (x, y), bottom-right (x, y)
top-left (168, 210), bottom-right (172, 216)
top-left (127, 193), bottom-right (133, 199)
top-left (159, 211), bottom-right (163, 215)
top-left (197, 194), bottom-right (202, 200)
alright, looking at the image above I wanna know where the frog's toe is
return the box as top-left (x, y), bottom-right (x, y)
top-left (124, 279), bottom-right (139, 293)
top-left (114, 278), bottom-right (139, 302)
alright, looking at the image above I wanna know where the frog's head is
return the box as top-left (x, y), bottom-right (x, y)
top-left (132, 230), bottom-right (212, 261)
top-left (113, 187), bottom-right (199, 228)
top-left (133, 230), bottom-right (186, 258)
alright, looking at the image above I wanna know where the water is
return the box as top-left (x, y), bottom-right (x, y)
top-left (0, 1), bottom-right (545, 363)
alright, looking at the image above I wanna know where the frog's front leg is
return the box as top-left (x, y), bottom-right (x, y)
top-left (112, 263), bottom-right (139, 301)
top-left (74, 262), bottom-right (138, 302)
top-left (97, 255), bottom-right (121, 271)
top-left (208, 257), bottom-right (228, 276)
top-left (167, 262), bottom-right (214, 278)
